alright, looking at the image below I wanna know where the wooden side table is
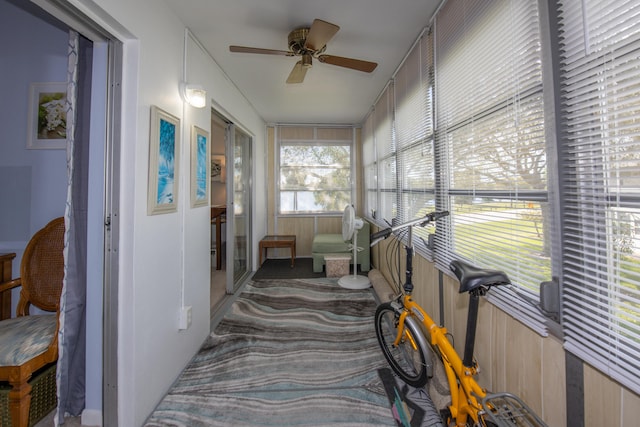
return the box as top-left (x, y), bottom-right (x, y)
top-left (259, 235), bottom-right (296, 267)
top-left (0, 253), bottom-right (16, 320)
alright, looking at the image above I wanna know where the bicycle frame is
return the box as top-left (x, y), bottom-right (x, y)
top-left (374, 212), bottom-right (488, 426)
top-left (396, 295), bottom-right (487, 426)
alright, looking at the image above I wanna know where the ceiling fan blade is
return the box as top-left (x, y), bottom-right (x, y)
top-left (318, 54), bottom-right (378, 73)
top-left (304, 19), bottom-right (340, 51)
top-left (229, 45), bottom-right (293, 56)
top-left (286, 61), bottom-right (309, 84)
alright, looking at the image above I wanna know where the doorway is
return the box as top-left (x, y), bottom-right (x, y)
top-left (209, 110), bottom-right (254, 316)
top-left (210, 113), bottom-right (227, 312)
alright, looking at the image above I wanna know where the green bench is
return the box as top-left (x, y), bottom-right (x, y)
top-left (311, 221), bottom-right (370, 273)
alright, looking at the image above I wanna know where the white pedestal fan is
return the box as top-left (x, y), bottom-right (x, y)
top-left (338, 205), bottom-right (371, 289)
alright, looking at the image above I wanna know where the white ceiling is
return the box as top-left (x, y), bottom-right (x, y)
top-left (165, 0), bottom-right (441, 125)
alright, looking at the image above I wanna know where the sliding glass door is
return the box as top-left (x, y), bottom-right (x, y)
top-left (226, 125), bottom-right (252, 293)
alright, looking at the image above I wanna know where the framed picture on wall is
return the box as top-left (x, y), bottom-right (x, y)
top-left (26, 82), bottom-right (68, 150)
top-left (148, 105), bottom-right (180, 215)
top-left (190, 125), bottom-right (210, 208)
top-left (211, 154), bottom-right (225, 183)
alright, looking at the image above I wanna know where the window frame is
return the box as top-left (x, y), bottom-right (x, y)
top-left (276, 126), bottom-right (355, 215)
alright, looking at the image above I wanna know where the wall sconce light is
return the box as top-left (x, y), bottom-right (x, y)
top-left (180, 82), bottom-right (207, 108)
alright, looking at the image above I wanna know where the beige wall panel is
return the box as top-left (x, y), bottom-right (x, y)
top-left (316, 127), bottom-right (352, 140)
top-left (451, 282), bottom-right (469, 356)
top-left (504, 319), bottom-right (544, 415)
top-left (473, 298), bottom-right (494, 389)
top-left (542, 336), bottom-right (566, 427)
top-left (490, 308), bottom-right (509, 392)
top-left (377, 235), bottom-right (400, 287)
top-left (275, 216), bottom-right (315, 257)
top-left (622, 387), bottom-right (640, 427)
top-left (584, 363), bottom-right (621, 427)
top-left (371, 223), bottom-right (381, 270)
top-left (279, 126), bottom-right (314, 140)
top-left (316, 216), bottom-right (342, 234)
top-left (267, 127), bottom-right (275, 234)
top-left (412, 255), bottom-right (440, 324)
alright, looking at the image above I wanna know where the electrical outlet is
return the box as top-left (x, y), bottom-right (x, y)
top-left (179, 306), bottom-right (192, 330)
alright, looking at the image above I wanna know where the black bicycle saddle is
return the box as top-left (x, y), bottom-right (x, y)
top-left (449, 259), bottom-right (511, 294)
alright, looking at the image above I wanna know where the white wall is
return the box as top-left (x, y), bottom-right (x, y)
top-left (72, 0), bottom-right (267, 425)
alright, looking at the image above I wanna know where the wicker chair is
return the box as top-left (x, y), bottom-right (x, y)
top-left (0, 217), bottom-right (64, 427)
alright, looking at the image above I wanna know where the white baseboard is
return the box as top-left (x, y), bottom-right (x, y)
top-left (81, 409), bottom-right (102, 426)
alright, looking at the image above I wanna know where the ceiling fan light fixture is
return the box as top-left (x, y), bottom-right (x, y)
top-left (180, 82), bottom-right (207, 108)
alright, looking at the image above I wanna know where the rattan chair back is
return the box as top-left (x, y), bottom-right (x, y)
top-left (16, 217), bottom-right (65, 316)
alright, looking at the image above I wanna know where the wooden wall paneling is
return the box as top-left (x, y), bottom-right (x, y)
top-left (622, 387), bottom-right (640, 427)
top-left (584, 363), bottom-right (621, 427)
top-left (370, 223), bottom-right (381, 270)
top-left (450, 278), bottom-right (468, 357)
top-left (316, 127), bottom-right (352, 140)
top-left (316, 216), bottom-right (342, 234)
top-left (473, 298), bottom-right (494, 389)
top-left (542, 336), bottom-right (566, 426)
top-left (503, 317), bottom-right (544, 416)
top-left (276, 216), bottom-right (314, 257)
top-left (413, 255), bottom-right (440, 328)
top-left (490, 308), bottom-right (509, 393)
top-left (279, 126), bottom-right (314, 140)
top-left (267, 126), bottom-right (275, 234)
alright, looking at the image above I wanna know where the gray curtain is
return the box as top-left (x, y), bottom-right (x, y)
top-left (56, 30), bottom-right (92, 425)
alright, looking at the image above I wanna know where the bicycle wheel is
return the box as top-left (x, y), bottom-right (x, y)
top-left (375, 302), bottom-right (429, 387)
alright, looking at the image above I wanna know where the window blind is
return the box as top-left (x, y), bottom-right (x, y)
top-left (558, 0), bottom-right (640, 394)
top-left (395, 30), bottom-right (436, 221)
top-left (362, 112), bottom-right (377, 219)
top-left (375, 85), bottom-right (397, 223)
top-left (434, 0), bottom-right (549, 334)
top-left (394, 30), bottom-right (436, 253)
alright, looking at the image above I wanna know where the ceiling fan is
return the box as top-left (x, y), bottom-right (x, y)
top-left (229, 19), bottom-right (378, 84)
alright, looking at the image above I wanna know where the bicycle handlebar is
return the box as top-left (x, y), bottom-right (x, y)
top-left (370, 211), bottom-right (449, 246)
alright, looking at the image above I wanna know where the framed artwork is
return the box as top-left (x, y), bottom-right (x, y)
top-left (26, 82), bottom-right (68, 149)
top-left (190, 125), bottom-right (210, 208)
top-left (148, 105), bottom-right (180, 215)
top-left (211, 154), bottom-right (225, 183)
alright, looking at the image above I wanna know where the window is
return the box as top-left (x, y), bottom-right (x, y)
top-left (396, 31), bottom-right (435, 250)
top-left (362, 110), bottom-right (377, 219)
top-left (433, 0), bottom-right (550, 333)
top-left (375, 85), bottom-right (397, 223)
top-left (361, 0), bottom-right (640, 396)
top-left (363, 30), bottom-right (435, 253)
top-left (558, 0), bottom-right (640, 394)
top-left (277, 126), bottom-right (353, 214)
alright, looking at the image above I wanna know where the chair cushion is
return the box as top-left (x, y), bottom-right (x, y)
top-left (0, 315), bottom-right (56, 366)
top-left (312, 234), bottom-right (349, 253)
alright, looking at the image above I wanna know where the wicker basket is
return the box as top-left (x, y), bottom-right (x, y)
top-left (0, 363), bottom-right (57, 427)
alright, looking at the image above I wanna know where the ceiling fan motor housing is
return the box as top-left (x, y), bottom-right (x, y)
top-left (288, 27), bottom-right (326, 56)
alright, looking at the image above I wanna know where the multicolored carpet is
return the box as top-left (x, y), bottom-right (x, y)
top-left (145, 278), bottom-right (397, 426)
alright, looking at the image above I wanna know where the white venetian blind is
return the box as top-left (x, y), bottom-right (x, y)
top-left (395, 30), bottom-right (435, 230)
top-left (434, 0), bottom-right (549, 334)
top-left (558, 0), bottom-right (640, 394)
top-left (362, 112), bottom-right (377, 219)
top-left (375, 84), bottom-right (397, 223)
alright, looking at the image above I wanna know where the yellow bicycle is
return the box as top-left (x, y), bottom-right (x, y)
top-left (371, 212), bottom-right (548, 427)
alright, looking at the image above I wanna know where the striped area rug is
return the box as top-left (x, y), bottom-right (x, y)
top-left (145, 278), bottom-right (396, 426)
